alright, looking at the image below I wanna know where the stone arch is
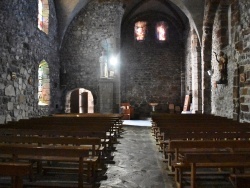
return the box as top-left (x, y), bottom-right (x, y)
top-left (202, 0), bottom-right (231, 114)
top-left (202, 0), bottom-right (220, 114)
top-left (38, 60), bottom-right (50, 106)
top-left (65, 88), bottom-right (94, 113)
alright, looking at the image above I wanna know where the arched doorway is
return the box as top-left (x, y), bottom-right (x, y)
top-left (65, 88), bottom-right (94, 113)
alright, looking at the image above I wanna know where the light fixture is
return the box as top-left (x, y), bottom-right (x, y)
top-left (109, 56), bottom-right (118, 66)
top-left (207, 69), bottom-right (213, 76)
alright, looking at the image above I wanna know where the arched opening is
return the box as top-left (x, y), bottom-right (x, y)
top-left (38, 60), bottom-right (50, 106)
top-left (65, 88), bottom-right (94, 113)
top-left (134, 21), bottom-right (147, 41)
top-left (156, 21), bottom-right (168, 41)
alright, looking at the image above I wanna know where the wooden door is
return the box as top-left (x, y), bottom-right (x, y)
top-left (81, 92), bottom-right (88, 113)
top-left (70, 90), bottom-right (79, 113)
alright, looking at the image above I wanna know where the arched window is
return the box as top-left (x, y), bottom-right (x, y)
top-left (38, 0), bottom-right (49, 34)
top-left (38, 60), bottom-right (50, 106)
top-left (156, 21), bottom-right (167, 41)
top-left (134, 21), bottom-right (147, 41)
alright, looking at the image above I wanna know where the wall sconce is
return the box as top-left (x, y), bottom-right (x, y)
top-left (207, 69), bottom-right (214, 76)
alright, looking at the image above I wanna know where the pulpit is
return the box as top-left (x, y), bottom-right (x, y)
top-left (120, 103), bottom-right (134, 120)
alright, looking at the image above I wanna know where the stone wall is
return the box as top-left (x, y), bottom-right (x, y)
top-left (211, 2), bottom-right (234, 118)
top-left (121, 14), bottom-right (185, 119)
top-left (208, 0), bottom-right (250, 122)
top-left (233, 0), bottom-right (250, 122)
top-left (60, 0), bottom-right (123, 113)
top-left (0, 0), bottom-right (60, 123)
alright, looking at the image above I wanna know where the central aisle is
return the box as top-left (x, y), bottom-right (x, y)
top-left (99, 125), bottom-right (176, 188)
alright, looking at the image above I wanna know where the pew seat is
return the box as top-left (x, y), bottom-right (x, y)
top-left (0, 162), bottom-right (32, 188)
top-left (174, 153), bottom-right (250, 188)
top-left (229, 174), bottom-right (250, 188)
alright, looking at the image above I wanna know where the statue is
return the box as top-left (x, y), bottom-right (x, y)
top-left (214, 51), bottom-right (228, 84)
top-left (99, 51), bottom-right (108, 78)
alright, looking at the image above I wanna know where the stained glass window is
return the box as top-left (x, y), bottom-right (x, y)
top-left (38, 60), bottom-right (50, 106)
top-left (38, 0), bottom-right (49, 34)
top-left (134, 21), bottom-right (147, 41)
top-left (156, 21), bottom-right (167, 41)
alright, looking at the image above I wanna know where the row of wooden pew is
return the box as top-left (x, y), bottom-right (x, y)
top-left (0, 113), bottom-right (124, 188)
top-left (151, 113), bottom-right (250, 188)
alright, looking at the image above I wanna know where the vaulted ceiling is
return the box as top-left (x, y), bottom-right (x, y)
top-left (54, 0), bottom-right (205, 45)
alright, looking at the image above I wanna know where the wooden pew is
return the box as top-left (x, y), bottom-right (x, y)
top-left (0, 135), bottom-right (102, 156)
top-left (9, 116), bottom-right (119, 142)
top-left (159, 131), bottom-right (250, 167)
top-left (0, 134), bottom-right (104, 185)
top-left (154, 120), bottom-right (249, 140)
top-left (156, 121), bottom-right (250, 142)
top-left (0, 162), bottom-right (32, 188)
top-left (0, 114), bottom-right (123, 187)
top-left (0, 118), bottom-right (117, 164)
top-left (151, 113), bottom-right (241, 137)
top-left (50, 113), bottom-right (123, 136)
top-left (179, 153), bottom-right (250, 188)
top-left (0, 143), bottom-right (98, 188)
top-left (0, 133), bottom-right (103, 159)
top-left (229, 174), bottom-right (250, 188)
top-left (168, 140), bottom-right (250, 188)
top-left (157, 124), bottom-right (250, 156)
top-left (4, 116), bottom-right (116, 139)
top-left (0, 126), bottom-right (113, 154)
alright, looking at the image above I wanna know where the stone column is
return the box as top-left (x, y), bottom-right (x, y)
top-left (99, 79), bottom-right (114, 113)
top-left (202, 26), bottom-right (213, 114)
top-left (192, 46), bottom-right (202, 113)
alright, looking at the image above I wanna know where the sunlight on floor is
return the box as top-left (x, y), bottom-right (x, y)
top-left (122, 120), bottom-right (152, 127)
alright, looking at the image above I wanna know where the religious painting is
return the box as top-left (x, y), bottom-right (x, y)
top-left (134, 21), bottom-right (147, 41)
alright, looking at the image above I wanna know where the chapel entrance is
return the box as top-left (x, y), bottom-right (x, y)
top-left (65, 88), bottom-right (94, 113)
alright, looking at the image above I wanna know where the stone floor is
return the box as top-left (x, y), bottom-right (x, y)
top-left (99, 125), bottom-right (175, 188)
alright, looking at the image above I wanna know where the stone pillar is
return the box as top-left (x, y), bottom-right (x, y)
top-left (99, 79), bottom-right (114, 113)
top-left (197, 46), bottom-right (202, 114)
top-left (192, 46), bottom-right (202, 113)
top-left (233, 64), bottom-right (240, 120)
top-left (202, 26), bottom-right (213, 114)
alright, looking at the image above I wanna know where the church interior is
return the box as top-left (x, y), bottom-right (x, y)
top-left (1, 0), bottom-right (250, 187)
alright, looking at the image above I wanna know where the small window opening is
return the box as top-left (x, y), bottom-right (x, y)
top-left (156, 21), bottom-right (167, 41)
top-left (38, 0), bottom-right (49, 34)
top-left (38, 60), bottom-right (50, 106)
top-left (134, 21), bottom-right (147, 41)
